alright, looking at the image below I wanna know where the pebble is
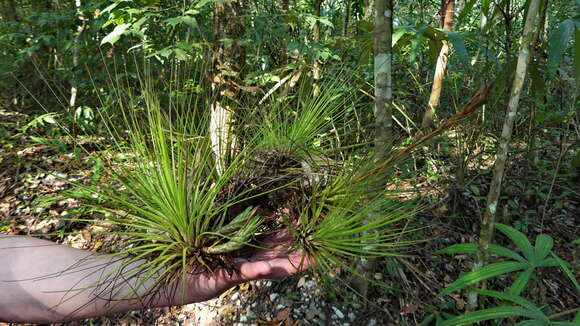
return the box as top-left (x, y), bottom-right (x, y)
top-left (332, 306), bottom-right (344, 319)
top-left (269, 293), bottom-right (279, 301)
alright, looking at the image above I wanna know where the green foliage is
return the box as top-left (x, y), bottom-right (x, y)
top-left (439, 289), bottom-right (579, 326)
top-left (434, 225), bottom-right (580, 325)
top-left (438, 223), bottom-right (579, 298)
top-left (547, 19), bottom-right (576, 75)
top-left (64, 67), bottom-right (414, 300)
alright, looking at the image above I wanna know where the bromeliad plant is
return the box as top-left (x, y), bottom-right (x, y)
top-left (71, 71), bottom-right (414, 304)
top-left (71, 68), bottom-right (491, 307)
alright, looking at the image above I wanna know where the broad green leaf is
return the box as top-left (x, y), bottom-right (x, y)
top-left (101, 23), bottom-right (130, 45)
top-left (534, 234), bottom-right (553, 259)
top-left (428, 38), bottom-right (443, 66)
top-left (439, 306), bottom-right (535, 326)
top-left (508, 268), bottom-right (534, 296)
top-left (548, 19), bottom-right (575, 75)
top-left (549, 252), bottom-right (580, 292)
top-left (496, 223), bottom-right (535, 261)
top-left (164, 16), bottom-right (197, 28)
top-left (392, 27), bottom-right (412, 47)
top-left (101, 1), bottom-right (122, 15)
top-left (444, 31), bottom-right (470, 67)
top-left (437, 243), bottom-right (526, 262)
top-left (438, 261), bottom-right (530, 297)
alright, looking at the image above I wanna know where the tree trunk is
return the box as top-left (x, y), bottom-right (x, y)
top-left (312, 0), bottom-right (323, 97)
top-left (420, 0), bottom-right (455, 131)
top-left (1, 0), bottom-right (18, 21)
top-left (343, 0), bottom-right (351, 37)
top-left (210, 0), bottom-right (245, 174)
top-left (352, 0), bottom-right (393, 299)
top-left (280, 0), bottom-right (290, 65)
top-left (469, 0), bottom-right (542, 310)
top-left (374, 0), bottom-right (393, 157)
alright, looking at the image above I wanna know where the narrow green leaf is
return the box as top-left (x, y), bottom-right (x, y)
top-left (439, 306), bottom-right (535, 326)
top-left (509, 268), bottom-right (534, 296)
top-left (549, 252), bottom-right (580, 292)
top-left (534, 234), bottom-right (553, 260)
top-left (515, 320), bottom-right (545, 326)
top-left (548, 19), bottom-right (575, 75)
top-left (438, 261), bottom-right (530, 297)
top-left (496, 223), bottom-right (535, 261)
top-left (437, 243), bottom-right (526, 262)
top-left (470, 288), bottom-right (545, 317)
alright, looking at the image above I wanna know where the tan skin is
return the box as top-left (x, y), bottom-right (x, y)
top-left (0, 232), bottom-right (313, 323)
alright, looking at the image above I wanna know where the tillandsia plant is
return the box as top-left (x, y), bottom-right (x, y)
top-left (64, 63), bottom-right (492, 309)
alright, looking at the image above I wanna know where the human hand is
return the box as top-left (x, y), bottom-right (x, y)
top-left (182, 229), bottom-right (314, 303)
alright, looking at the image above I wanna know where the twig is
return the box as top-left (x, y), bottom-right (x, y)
top-left (356, 82), bottom-right (494, 183)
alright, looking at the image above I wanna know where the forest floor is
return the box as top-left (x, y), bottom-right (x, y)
top-left (1, 101), bottom-right (578, 326)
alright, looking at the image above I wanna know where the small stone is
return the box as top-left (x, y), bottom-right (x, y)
top-left (230, 292), bottom-right (239, 301)
top-left (269, 293), bottom-right (279, 302)
top-left (348, 312), bottom-right (355, 320)
top-left (332, 306), bottom-right (344, 319)
top-left (368, 319), bottom-right (377, 326)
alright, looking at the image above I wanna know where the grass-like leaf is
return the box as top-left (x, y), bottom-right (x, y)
top-left (437, 243), bottom-right (526, 263)
top-left (534, 234), bottom-right (554, 260)
top-left (495, 223), bottom-right (535, 262)
top-left (439, 306), bottom-right (537, 326)
top-left (438, 261), bottom-right (531, 297)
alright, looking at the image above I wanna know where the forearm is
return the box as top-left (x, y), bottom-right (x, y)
top-left (0, 234), bottom-right (310, 323)
top-left (0, 236), bottom-right (201, 323)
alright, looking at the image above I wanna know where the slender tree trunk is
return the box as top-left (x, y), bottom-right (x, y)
top-left (312, 0), bottom-right (323, 97)
top-left (280, 0), bottom-right (290, 65)
top-left (210, 0), bottom-right (245, 174)
top-left (374, 0), bottom-right (393, 157)
top-left (343, 0), bottom-right (351, 36)
top-left (421, 0), bottom-right (455, 131)
top-left (469, 0), bottom-right (542, 310)
top-left (352, 0), bottom-right (393, 299)
top-left (1, 0), bottom-right (18, 21)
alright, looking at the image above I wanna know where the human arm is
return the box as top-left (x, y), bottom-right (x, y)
top-left (0, 234), bottom-right (312, 323)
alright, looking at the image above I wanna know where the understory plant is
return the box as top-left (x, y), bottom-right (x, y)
top-left (432, 223), bottom-right (580, 325)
